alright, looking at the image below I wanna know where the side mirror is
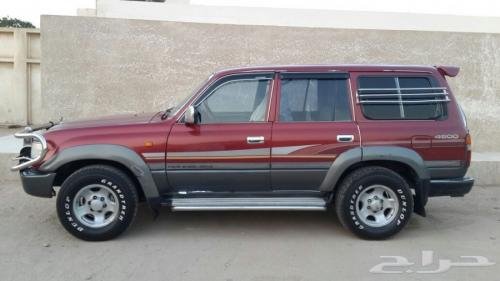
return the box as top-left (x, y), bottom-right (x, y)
top-left (184, 106), bottom-right (198, 125)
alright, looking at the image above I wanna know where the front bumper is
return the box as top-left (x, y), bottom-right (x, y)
top-left (428, 177), bottom-right (474, 197)
top-left (19, 169), bottom-right (56, 198)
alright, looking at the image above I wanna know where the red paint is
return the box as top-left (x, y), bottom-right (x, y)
top-left (436, 65), bottom-right (460, 77)
top-left (41, 65), bottom-right (467, 170)
top-left (350, 70), bottom-right (467, 163)
top-left (167, 122), bottom-right (272, 163)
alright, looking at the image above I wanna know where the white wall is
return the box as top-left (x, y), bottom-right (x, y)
top-left (192, 0), bottom-right (500, 17)
top-left (0, 28), bottom-right (41, 125)
top-left (41, 15), bottom-right (500, 152)
top-left (96, 0), bottom-right (500, 33)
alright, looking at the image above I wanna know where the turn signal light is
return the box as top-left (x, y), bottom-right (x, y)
top-left (465, 134), bottom-right (472, 150)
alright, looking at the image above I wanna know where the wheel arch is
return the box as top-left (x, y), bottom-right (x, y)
top-left (333, 160), bottom-right (420, 192)
top-left (52, 159), bottom-right (146, 201)
top-left (320, 146), bottom-right (429, 216)
top-left (40, 144), bottom-right (160, 203)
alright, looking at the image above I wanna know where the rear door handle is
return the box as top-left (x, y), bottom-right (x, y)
top-left (247, 136), bottom-right (265, 144)
top-left (337, 134), bottom-right (354, 142)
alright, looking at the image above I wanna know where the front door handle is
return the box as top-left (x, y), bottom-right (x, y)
top-left (337, 134), bottom-right (354, 143)
top-left (247, 136), bottom-right (265, 144)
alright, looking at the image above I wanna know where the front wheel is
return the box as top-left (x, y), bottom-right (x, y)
top-left (335, 166), bottom-right (414, 239)
top-left (56, 165), bottom-right (138, 241)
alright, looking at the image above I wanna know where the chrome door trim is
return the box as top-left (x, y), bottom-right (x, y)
top-left (336, 134), bottom-right (354, 142)
top-left (247, 136), bottom-right (265, 144)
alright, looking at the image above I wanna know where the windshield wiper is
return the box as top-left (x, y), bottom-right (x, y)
top-left (160, 107), bottom-right (175, 120)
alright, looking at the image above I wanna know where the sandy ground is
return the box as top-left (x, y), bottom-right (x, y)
top-left (0, 181), bottom-right (499, 281)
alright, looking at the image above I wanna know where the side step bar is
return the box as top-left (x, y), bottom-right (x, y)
top-left (168, 197), bottom-right (327, 211)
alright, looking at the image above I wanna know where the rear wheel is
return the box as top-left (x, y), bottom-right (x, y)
top-left (56, 165), bottom-right (138, 241)
top-left (335, 166), bottom-right (413, 239)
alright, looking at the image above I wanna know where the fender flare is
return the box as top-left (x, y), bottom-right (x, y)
top-left (319, 146), bottom-right (430, 191)
top-left (361, 146), bottom-right (430, 179)
top-left (319, 145), bottom-right (430, 216)
top-left (319, 147), bottom-right (362, 192)
top-left (39, 144), bottom-right (160, 201)
top-left (362, 146), bottom-right (430, 216)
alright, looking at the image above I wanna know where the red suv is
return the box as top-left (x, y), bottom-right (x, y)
top-left (11, 65), bottom-right (474, 240)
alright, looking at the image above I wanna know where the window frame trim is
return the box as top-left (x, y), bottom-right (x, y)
top-left (280, 72), bottom-right (349, 80)
top-left (191, 73), bottom-right (275, 124)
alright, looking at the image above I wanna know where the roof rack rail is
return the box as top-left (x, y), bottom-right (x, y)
top-left (357, 87), bottom-right (450, 105)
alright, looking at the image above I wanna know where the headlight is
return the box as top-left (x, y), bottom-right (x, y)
top-left (31, 140), bottom-right (43, 159)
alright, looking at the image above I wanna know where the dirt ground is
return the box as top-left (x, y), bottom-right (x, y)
top-left (0, 181), bottom-right (499, 281)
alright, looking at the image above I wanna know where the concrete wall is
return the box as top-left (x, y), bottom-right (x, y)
top-left (0, 28), bottom-right (41, 125)
top-left (41, 15), bottom-right (500, 152)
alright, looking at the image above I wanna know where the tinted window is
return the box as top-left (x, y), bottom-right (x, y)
top-left (399, 77), bottom-right (445, 119)
top-left (197, 78), bottom-right (270, 123)
top-left (358, 76), bottom-right (446, 120)
top-left (357, 77), bottom-right (400, 119)
top-left (279, 78), bottom-right (351, 122)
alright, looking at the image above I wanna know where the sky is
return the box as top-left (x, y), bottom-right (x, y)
top-left (2, 0), bottom-right (500, 27)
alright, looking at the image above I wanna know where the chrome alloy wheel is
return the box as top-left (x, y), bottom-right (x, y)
top-left (355, 185), bottom-right (399, 227)
top-left (72, 184), bottom-right (119, 228)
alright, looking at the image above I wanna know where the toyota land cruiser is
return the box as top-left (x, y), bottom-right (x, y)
top-left (11, 65), bottom-right (474, 240)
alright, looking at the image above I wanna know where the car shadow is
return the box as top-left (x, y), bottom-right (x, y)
top-left (123, 204), bottom-right (352, 240)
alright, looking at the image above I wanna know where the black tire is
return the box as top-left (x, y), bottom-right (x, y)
top-left (335, 166), bottom-right (413, 240)
top-left (56, 165), bottom-right (139, 241)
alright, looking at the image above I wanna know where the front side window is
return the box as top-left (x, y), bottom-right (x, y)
top-left (279, 77), bottom-right (351, 122)
top-left (196, 78), bottom-right (271, 124)
top-left (358, 76), bottom-right (447, 120)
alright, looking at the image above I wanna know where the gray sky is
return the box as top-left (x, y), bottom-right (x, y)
top-left (3, 0), bottom-right (500, 27)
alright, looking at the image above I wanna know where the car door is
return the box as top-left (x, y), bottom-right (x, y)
top-left (166, 73), bottom-right (274, 193)
top-left (271, 72), bottom-right (360, 190)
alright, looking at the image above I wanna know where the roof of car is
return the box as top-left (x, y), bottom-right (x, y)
top-left (214, 64), bottom-right (439, 77)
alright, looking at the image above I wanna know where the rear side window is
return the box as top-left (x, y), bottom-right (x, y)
top-left (279, 77), bottom-right (351, 122)
top-left (357, 76), bottom-right (447, 120)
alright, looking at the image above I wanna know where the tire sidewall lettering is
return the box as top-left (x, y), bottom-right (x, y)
top-left (64, 178), bottom-right (128, 232)
top-left (348, 183), bottom-right (410, 230)
top-left (348, 185), bottom-right (364, 230)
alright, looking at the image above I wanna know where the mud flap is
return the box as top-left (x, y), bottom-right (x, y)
top-left (147, 197), bottom-right (162, 220)
top-left (413, 179), bottom-right (429, 217)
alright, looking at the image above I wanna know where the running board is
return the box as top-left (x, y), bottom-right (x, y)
top-left (168, 197), bottom-right (327, 211)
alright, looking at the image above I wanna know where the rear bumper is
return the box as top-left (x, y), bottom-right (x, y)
top-left (428, 177), bottom-right (474, 197)
top-left (19, 169), bottom-right (56, 198)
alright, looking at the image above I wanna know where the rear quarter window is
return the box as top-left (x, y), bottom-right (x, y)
top-left (357, 76), bottom-right (447, 120)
